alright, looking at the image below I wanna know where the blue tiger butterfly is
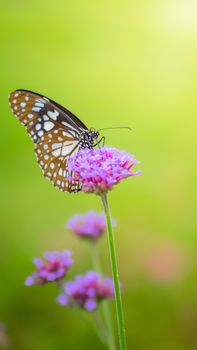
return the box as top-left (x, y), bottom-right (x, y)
top-left (9, 90), bottom-right (99, 193)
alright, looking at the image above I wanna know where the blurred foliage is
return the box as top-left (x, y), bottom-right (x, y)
top-left (0, 0), bottom-right (197, 349)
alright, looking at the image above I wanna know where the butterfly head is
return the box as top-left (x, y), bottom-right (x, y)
top-left (79, 129), bottom-right (99, 149)
top-left (89, 128), bottom-right (99, 140)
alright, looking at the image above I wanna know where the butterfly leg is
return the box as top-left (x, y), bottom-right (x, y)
top-left (94, 136), bottom-right (105, 148)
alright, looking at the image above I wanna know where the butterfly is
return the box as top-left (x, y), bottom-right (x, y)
top-left (9, 89), bottom-right (100, 193)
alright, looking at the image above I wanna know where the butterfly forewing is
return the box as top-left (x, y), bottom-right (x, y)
top-left (9, 90), bottom-right (87, 144)
top-left (9, 89), bottom-right (88, 193)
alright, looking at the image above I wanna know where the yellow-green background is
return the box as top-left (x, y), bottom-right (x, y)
top-left (1, 1), bottom-right (197, 349)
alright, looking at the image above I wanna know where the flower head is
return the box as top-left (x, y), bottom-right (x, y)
top-left (66, 210), bottom-right (116, 240)
top-left (57, 271), bottom-right (114, 312)
top-left (68, 146), bottom-right (141, 194)
top-left (25, 251), bottom-right (73, 286)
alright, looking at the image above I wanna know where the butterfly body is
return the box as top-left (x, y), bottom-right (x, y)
top-left (9, 89), bottom-right (99, 193)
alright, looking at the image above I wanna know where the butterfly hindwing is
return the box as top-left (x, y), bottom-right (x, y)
top-left (35, 128), bottom-right (81, 193)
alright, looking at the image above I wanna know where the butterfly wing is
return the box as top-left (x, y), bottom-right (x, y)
top-left (9, 89), bottom-right (86, 193)
top-left (35, 128), bottom-right (81, 192)
top-left (9, 89), bottom-right (88, 143)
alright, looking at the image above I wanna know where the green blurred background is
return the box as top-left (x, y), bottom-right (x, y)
top-left (1, 0), bottom-right (197, 349)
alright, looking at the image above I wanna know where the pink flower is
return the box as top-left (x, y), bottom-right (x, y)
top-left (57, 271), bottom-right (114, 312)
top-left (25, 251), bottom-right (73, 286)
top-left (68, 146), bottom-right (141, 194)
top-left (66, 211), bottom-right (116, 240)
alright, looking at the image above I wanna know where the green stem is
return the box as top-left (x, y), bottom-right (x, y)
top-left (91, 244), bottom-right (116, 350)
top-left (78, 308), bottom-right (106, 344)
top-left (101, 193), bottom-right (127, 350)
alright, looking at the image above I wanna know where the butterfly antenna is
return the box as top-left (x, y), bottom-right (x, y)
top-left (97, 126), bottom-right (132, 132)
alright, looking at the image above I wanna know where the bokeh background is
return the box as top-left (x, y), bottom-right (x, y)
top-left (1, 0), bottom-right (197, 349)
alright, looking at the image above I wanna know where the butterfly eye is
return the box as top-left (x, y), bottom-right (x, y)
top-left (92, 131), bottom-right (99, 139)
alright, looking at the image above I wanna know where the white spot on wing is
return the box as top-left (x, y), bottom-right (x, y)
top-left (52, 149), bottom-right (61, 157)
top-left (52, 143), bottom-right (61, 149)
top-left (62, 131), bottom-right (72, 137)
top-left (44, 121), bottom-right (54, 131)
top-left (61, 142), bottom-right (78, 156)
top-left (35, 102), bottom-right (44, 108)
top-left (61, 121), bottom-right (76, 130)
top-left (32, 107), bottom-right (41, 112)
top-left (43, 114), bottom-right (49, 121)
top-left (35, 123), bottom-right (41, 131)
top-left (38, 130), bottom-right (44, 137)
top-left (48, 110), bottom-right (59, 120)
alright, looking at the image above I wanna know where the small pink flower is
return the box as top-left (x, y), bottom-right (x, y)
top-left (57, 271), bottom-right (114, 312)
top-left (66, 211), bottom-right (116, 240)
top-left (68, 146), bottom-right (141, 194)
top-left (25, 251), bottom-right (73, 286)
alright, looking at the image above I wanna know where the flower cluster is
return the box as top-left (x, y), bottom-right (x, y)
top-left (57, 271), bottom-right (114, 312)
top-left (66, 211), bottom-right (116, 240)
top-left (25, 251), bottom-right (73, 286)
top-left (68, 146), bottom-right (141, 194)
top-left (24, 142), bottom-right (140, 349)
